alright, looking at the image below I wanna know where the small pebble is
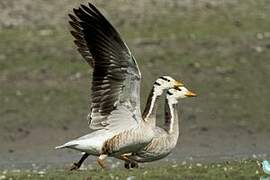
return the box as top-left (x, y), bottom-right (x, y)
top-left (11, 170), bottom-right (20, 173)
top-left (38, 171), bottom-right (45, 175)
top-left (126, 176), bottom-right (135, 180)
top-left (255, 46), bottom-right (263, 53)
top-left (256, 33), bottom-right (264, 40)
top-left (264, 32), bottom-right (270, 38)
top-left (32, 170), bottom-right (38, 173)
top-left (39, 29), bottom-right (53, 36)
top-left (109, 173), bottom-right (114, 179)
top-left (15, 90), bottom-right (22, 96)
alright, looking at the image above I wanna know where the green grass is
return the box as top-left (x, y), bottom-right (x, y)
top-left (1, 160), bottom-right (265, 180)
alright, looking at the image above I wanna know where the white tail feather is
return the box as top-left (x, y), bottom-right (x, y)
top-left (55, 145), bottom-right (66, 149)
top-left (55, 141), bottom-right (78, 149)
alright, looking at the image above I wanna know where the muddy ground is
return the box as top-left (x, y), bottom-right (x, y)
top-left (0, 0), bottom-right (269, 169)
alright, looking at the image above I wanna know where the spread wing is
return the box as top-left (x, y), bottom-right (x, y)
top-left (69, 3), bottom-right (142, 130)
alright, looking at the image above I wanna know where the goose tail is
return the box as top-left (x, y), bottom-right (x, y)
top-left (55, 141), bottom-right (78, 149)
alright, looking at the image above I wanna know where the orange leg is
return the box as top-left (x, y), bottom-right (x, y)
top-left (119, 154), bottom-right (130, 162)
top-left (97, 154), bottom-right (108, 169)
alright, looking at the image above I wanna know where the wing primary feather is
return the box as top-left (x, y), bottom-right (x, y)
top-left (69, 3), bottom-right (142, 130)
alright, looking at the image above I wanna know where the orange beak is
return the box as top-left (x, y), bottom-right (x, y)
top-left (185, 90), bottom-right (197, 97)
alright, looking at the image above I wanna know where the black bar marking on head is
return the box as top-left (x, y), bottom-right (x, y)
top-left (160, 76), bottom-right (170, 82)
top-left (167, 91), bottom-right (173, 95)
top-left (154, 82), bottom-right (161, 86)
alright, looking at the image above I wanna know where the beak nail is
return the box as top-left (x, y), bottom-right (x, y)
top-left (185, 91), bottom-right (197, 97)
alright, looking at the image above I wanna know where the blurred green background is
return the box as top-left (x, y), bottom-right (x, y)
top-left (0, 0), bottom-right (269, 167)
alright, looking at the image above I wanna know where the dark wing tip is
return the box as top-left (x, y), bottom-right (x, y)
top-left (69, 21), bottom-right (81, 32)
top-left (74, 39), bottom-right (85, 48)
top-left (88, 3), bottom-right (101, 14)
top-left (81, 4), bottom-right (89, 11)
top-left (88, 3), bottom-right (97, 10)
top-left (73, 7), bottom-right (83, 17)
top-left (72, 7), bottom-right (78, 13)
top-left (69, 5), bottom-right (96, 68)
top-left (68, 13), bottom-right (77, 22)
top-left (70, 30), bottom-right (82, 40)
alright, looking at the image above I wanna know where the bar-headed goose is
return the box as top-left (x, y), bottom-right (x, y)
top-left (125, 86), bottom-right (196, 168)
top-left (56, 3), bottom-right (183, 170)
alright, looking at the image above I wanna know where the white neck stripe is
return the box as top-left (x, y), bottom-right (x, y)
top-left (145, 94), bottom-right (157, 119)
top-left (168, 101), bottom-right (175, 134)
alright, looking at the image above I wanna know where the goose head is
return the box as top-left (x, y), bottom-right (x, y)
top-left (153, 76), bottom-right (183, 96)
top-left (166, 86), bottom-right (197, 104)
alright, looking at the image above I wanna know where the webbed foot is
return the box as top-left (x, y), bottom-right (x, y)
top-left (70, 163), bottom-right (80, 171)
